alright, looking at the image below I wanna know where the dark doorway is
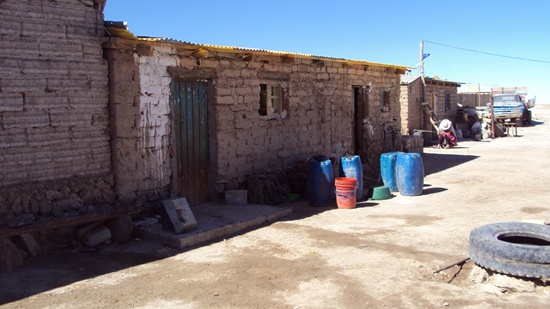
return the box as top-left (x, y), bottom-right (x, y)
top-left (353, 86), bottom-right (369, 157)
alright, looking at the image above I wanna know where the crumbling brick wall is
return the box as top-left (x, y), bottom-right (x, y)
top-left (459, 92), bottom-right (490, 108)
top-left (400, 78), bottom-right (460, 134)
top-left (0, 0), bottom-right (112, 224)
top-left (103, 45), bottom-right (173, 205)
top-left (108, 41), bottom-right (403, 202)
top-left (427, 82), bottom-right (460, 124)
top-left (400, 78), bottom-right (424, 134)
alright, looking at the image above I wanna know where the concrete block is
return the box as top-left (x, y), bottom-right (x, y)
top-left (225, 190), bottom-right (248, 205)
top-left (161, 197), bottom-right (197, 234)
top-left (81, 224), bottom-right (112, 247)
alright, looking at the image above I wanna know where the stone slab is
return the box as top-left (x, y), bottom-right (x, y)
top-left (161, 197), bottom-right (197, 234)
top-left (136, 203), bottom-right (292, 249)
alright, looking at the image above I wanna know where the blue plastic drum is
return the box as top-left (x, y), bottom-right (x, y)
top-left (395, 153), bottom-right (424, 196)
top-left (380, 152), bottom-right (402, 192)
top-left (307, 156), bottom-right (334, 207)
top-left (339, 155), bottom-right (363, 199)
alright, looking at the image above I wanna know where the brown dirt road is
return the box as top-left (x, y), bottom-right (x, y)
top-left (1, 106), bottom-right (550, 308)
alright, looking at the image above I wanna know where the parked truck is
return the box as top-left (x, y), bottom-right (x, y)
top-left (488, 87), bottom-right (534, 126)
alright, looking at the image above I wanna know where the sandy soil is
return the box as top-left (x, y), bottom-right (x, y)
top-left (1, 106), bottom-right (550, 309)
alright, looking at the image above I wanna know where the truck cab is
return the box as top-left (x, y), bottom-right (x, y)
top-left (488, 94), bottom-right (531, 126)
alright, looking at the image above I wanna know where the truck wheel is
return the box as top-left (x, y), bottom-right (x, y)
top-left (469, 222), bottom-right (550, 278)
top-left (525, 110), bottom-right (532, 125)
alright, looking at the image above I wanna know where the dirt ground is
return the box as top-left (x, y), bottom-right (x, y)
top-left (1, 106), bottom-right (550, 309)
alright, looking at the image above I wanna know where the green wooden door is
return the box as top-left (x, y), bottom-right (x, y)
top-left (173, 80), bottom-right (209, 205)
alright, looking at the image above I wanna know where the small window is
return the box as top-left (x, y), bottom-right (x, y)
top-left (259, 83), bottom-right (282, 116)
top-left (380, 89), bottom-right (390, 111)
top-left (444, 93), bottom-right (451, 111)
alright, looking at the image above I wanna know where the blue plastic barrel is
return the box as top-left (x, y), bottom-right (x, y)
top-left (339, 155), bottom-right (363, 199)
top-left (307, 156), bottom-right (334, 207)
top-left (395, 153), bottom-right (424, 196)
top-left (380, 152), bottom-right (403, 192)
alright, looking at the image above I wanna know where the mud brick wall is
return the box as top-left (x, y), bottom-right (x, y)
top-left (400, 78), bottom-right (423, 135)
top-left (459, 92), bottom-right (490, 108)
top-left (110, 42), bottom-right (403, 200)
top-left (0, 0), bottom-right (112, 222)
top-left (426, 83), bottom-right (460, 124)
top-left (400, 78), bottom-right (460, 134)
top-left (402, 135), bottom-right (424, 154)
top-left (104, 46), bottom-right (173, 204)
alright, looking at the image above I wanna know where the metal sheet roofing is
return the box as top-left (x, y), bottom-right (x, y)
top-left (105, 21), bottom-right (410, 70)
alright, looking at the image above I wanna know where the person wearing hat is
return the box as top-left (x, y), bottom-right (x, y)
top-left (436, 119), bottom-right (457, 149)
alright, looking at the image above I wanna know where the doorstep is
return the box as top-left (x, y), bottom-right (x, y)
top-left (135, 203), bottom-right (292, 249)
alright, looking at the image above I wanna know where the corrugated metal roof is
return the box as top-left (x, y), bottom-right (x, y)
top-left (401, 74), bottom-right (462, 86)
top-left (400, 75), bottom-right (422, 84)
top-left (105, 21), bottom-right (410, 70)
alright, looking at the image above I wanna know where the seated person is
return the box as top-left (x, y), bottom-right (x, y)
top-left (436, 119), bottom-right (457, 149)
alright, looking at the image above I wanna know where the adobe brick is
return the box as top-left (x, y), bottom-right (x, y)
top-left (0, 93), bottom-right (24, 112)
top-left (2, 76), bottom-right (47, 93)
top-left (21, 21), bottom-right (66, 39)
top-left (0, 128), bottom-right (27, 148)
top-left (2, 110), bottom-right (50, 129)
top-left (24, 92), bottom-right (69, 109)
top-left (38, 42), bottom-right (83, 59)
top-left (49, 109), bottom-right (91, 127)
top-left (26, 127), bottom-right (71, 147)
top-left (0, 19), bottom-right (21, 37)
top-left (0, 37), bottom-right (39, 58)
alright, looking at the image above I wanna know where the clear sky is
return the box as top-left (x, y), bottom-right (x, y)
top-left (104, 0), bottom-right (550, 104)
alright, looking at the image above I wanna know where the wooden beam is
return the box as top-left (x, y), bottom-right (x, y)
top-left (0, 206), bottom-right (150, 239)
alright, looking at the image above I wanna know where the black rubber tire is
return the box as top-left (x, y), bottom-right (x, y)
top-left (525, 110), bottom-right (532, 125)
top-left (365, 140), bottom-right (384, 173)
top-left (469, 222), bottom-right (550, 278)
top-left (391, 134), bottom-right (403, 152)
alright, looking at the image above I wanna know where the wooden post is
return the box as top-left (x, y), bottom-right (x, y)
top-left (490, 95), bottom-right (495, 138)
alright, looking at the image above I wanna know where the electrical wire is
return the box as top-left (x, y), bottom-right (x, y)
top-left (424, 40), bottom-right (550, 64)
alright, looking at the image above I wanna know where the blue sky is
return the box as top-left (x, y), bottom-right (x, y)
top-left (104, 0), bottom-right (550, 104)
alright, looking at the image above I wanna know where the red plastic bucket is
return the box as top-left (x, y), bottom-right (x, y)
top-left (335, 187), bottom-right (357, 209)
top-left (335, 177), bottom-right (357, 190)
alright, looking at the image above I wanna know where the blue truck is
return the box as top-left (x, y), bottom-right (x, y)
top-left (489, 93), bottom-right (533, 126)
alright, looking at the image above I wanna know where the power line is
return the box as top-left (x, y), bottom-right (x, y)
top-left (424, 40), bottom-right (550, 64)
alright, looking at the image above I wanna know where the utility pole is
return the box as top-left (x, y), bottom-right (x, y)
top-left (419, 40), bottom-right (426, 87)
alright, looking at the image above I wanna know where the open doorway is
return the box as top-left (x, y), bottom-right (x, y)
top-left (352, 86), bottom-right (369, 158)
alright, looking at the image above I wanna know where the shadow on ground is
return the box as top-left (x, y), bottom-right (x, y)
top-left (0, 145), bottom-right (482, 305)
top-left (422, 152), bottom-right (479, 176)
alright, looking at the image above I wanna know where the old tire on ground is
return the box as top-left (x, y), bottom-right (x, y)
top-left (469, 222), bottom-right (550, 278)
top-left (525, 110), bottom-right (532, 125)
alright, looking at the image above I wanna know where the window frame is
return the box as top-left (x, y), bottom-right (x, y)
top-left (444, 93), bottom-right (451, 111)
top-left (380, 89), bottom-right (391, 111)
top-left (258, 81), bottom-right (286, 119)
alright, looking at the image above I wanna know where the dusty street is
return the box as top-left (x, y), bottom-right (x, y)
top-left (1, 106), bottom-right (550, 309)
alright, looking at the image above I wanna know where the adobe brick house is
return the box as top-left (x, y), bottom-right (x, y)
top-left (0, 0), bottom-right (408, 228)
top-left (0, 0), bottom-right (113, 226)
top-left (400, 75), bottom-right (461, 135)
top-left (103, 26), bottom-right (408, 206)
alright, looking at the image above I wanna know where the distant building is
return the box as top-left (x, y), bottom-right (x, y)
top-left (400, 75), bottom-right (461, 135)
